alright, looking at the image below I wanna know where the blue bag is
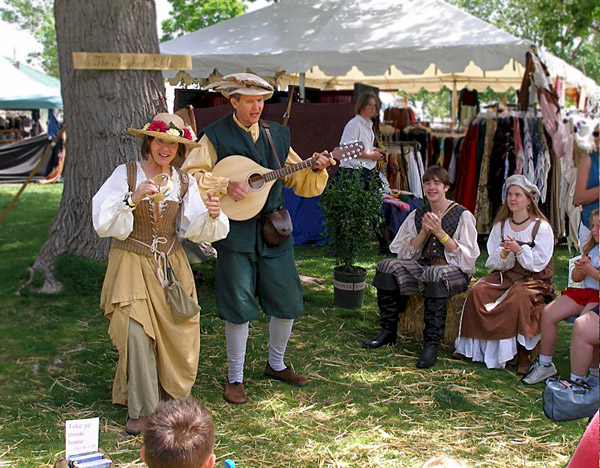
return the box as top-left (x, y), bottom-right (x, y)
top-left (543, 377), bottom-right (599, 422)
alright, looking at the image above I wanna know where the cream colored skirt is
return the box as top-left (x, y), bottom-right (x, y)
top-left (100, 248), bottom-right (200, 406)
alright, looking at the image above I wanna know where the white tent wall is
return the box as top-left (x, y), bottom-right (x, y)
top-left (160, 0), bottom-right (598, 95)
top-left (0, 57), bottom-right (63, 109)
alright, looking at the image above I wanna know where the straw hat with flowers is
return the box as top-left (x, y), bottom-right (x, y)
top-left (128, 113), bottom-right (200, 149)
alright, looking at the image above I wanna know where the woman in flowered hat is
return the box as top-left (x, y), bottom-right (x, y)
top-left (92, 113), bottom-right (229, 435)
top-left (454, 175), bottom-right (554, 373)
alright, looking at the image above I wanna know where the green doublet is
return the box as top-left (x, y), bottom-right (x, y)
top-left (203, 114), bottom-right (291, 255)
top-left (203, 114), bottom-right (303, 323)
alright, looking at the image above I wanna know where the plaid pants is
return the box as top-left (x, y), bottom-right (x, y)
top-left (374, 258), bottom-right (469, 296)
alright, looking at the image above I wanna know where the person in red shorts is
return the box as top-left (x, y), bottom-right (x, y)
top-left (523, 208), bottom-right (599, 385)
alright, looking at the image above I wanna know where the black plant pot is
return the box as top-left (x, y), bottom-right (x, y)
top-left (333, 266), bottom-right (367, 309)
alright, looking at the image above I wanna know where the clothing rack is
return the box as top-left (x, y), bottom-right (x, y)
top-left (484, 102), bottom-right (538, 118)
top-left (565, 108), bottom-right (599, 119)
top-left (384, 140), bottom-right (421, 150)
top-left (431, 131), bottom-right (466, 138)
top-left (382, 140), bottom-right (424, 197)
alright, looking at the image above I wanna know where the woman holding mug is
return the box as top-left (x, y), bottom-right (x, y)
top-left (92, 113), bottom-right (229, 435)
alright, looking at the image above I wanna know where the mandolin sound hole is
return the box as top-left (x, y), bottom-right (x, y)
top-left (248, 173), bottom-right (265, 190)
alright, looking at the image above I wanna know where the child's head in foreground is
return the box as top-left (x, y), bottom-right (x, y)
top-left (422, 455), bottom-right (467, 467)
top-left (141, 398), bottom-right (215, 468)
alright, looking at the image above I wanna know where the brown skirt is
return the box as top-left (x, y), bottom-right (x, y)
top-left (459, 271), bottom-right (550, 341)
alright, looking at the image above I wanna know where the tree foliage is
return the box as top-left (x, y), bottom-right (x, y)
top-left (160, 0), bottom-right (246, 41)
top-left (448, 0), bottom-right (600, 83)
top-left (160, 0), bottom-right (279, 41)
top-left (0, 0), bottom-right (58, 76)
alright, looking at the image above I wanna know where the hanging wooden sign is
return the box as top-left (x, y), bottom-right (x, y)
top-left (72, 52), bottom-right (192, 71)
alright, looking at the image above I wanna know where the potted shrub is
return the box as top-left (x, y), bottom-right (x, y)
top-left (319, 168), bottom-right (383, 308)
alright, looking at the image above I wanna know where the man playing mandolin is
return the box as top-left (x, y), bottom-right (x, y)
top-left (182, 73), bottom-right (335, 404)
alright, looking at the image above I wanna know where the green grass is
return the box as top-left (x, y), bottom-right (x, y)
top-left (0, 183), bottom-right (588, 467)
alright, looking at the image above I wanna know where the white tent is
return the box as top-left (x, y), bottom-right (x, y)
top-left (160, 0), bottom-right (598, 94)
top-left (0, 56), bottom-right (62, 109)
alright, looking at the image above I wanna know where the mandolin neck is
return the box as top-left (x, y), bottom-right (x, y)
top-left (262, 155), bottom-right (320, 182)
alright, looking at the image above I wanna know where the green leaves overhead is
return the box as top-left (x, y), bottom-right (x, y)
top-left (0, 0), bottom-right (58, 77)
top-left (160, 0), bottom-right (247, 41)
top-left (448, 0), bottom-right (600, 83)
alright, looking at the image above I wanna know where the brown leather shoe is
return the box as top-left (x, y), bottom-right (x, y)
top-left (517, 343), bottom-right (539, 375)
top-left (224, 379), bottom-right (246, 404)
top-left (517, 349), bottom-right (533, 375)
top-left (264, 362), bottom-right (308, 387)
top-left (125, 416), bottom-right (146, 435)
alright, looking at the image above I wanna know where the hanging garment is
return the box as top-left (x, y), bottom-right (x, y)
top-left (404, 126), bottom-right (431, 168)
top-left (404, 148), bottom-right (424, 198)
top-left (550, 148), bottom-right (564, 238)
top-left (534, 119), bottom-right (551, 202)
top-left (514, 117), bottom-right (524, 175)
top-left (488, 118), bottom-right (516, 220)
top-left (564, 167), bottom-right (581, 253)
top-left (474, 118), bottom-right (497, 234)
top-left (539, 91), bottom-right (567, 160)
top-left (384, 107), bottom-right (416, 132)
top-left (448, 137), bottom-right (463, 183)
top-left (458, 88), bottom-right (480, 124)
top-left (443, 137), bottom-right (454, 171)
top-left (454, 123), bottom-right (479, 213)
top-left (522, 118), bottom-right (535, 181)
top-left (387, 149), bottom-right (409, 192)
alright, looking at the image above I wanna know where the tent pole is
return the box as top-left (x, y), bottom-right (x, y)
top-left (299, 72), bottom-right (306, 103)
top-left (451, 80), bottom-right (458, 127)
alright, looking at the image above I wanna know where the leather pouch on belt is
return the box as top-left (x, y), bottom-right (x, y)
top-left (262, 207), bottom-right (293, 247)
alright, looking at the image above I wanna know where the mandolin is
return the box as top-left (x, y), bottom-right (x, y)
top-left (212, 142), bottom-right (364, 221)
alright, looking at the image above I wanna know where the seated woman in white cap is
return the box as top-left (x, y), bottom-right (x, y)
top-left (454, 175), bottom-right (554, 373)
top-left (182, 73), bottom-right (335, 405)
top-left (92, 113), bottom-right (230, 435)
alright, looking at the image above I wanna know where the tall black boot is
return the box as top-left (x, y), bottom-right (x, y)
top-left (417, 282), bottom-right (449, 368)
top-left (362, 289), bottom-right (408, 348)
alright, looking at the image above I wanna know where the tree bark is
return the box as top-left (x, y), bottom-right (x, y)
top-left (33, 0), bottom-right (164, 292)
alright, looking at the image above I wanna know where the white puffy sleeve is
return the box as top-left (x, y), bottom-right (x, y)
top-left (389, 211), bottom-right (420, 259)
top-left (445, 210), bottom-right (480, 275)
top-left (516, 221), bottom-right (554, 272)
top-left (92, 164), bottom-right (134, 240)
top-left (179, 175), bottom-right (230, 243)
top-left (484, 222), bottom-right (515, 271)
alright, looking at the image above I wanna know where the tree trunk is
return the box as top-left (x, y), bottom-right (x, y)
top-left (33, 0), bottom-right (164, 292)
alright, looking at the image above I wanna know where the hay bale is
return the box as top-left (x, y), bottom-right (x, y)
top-left (397, 282), bottom-right (474, 346)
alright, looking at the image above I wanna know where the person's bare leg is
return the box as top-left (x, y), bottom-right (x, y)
top-left (570, 310), bottom-right (599, 378)
top-left (539, 296), bottom-right (582, 358)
